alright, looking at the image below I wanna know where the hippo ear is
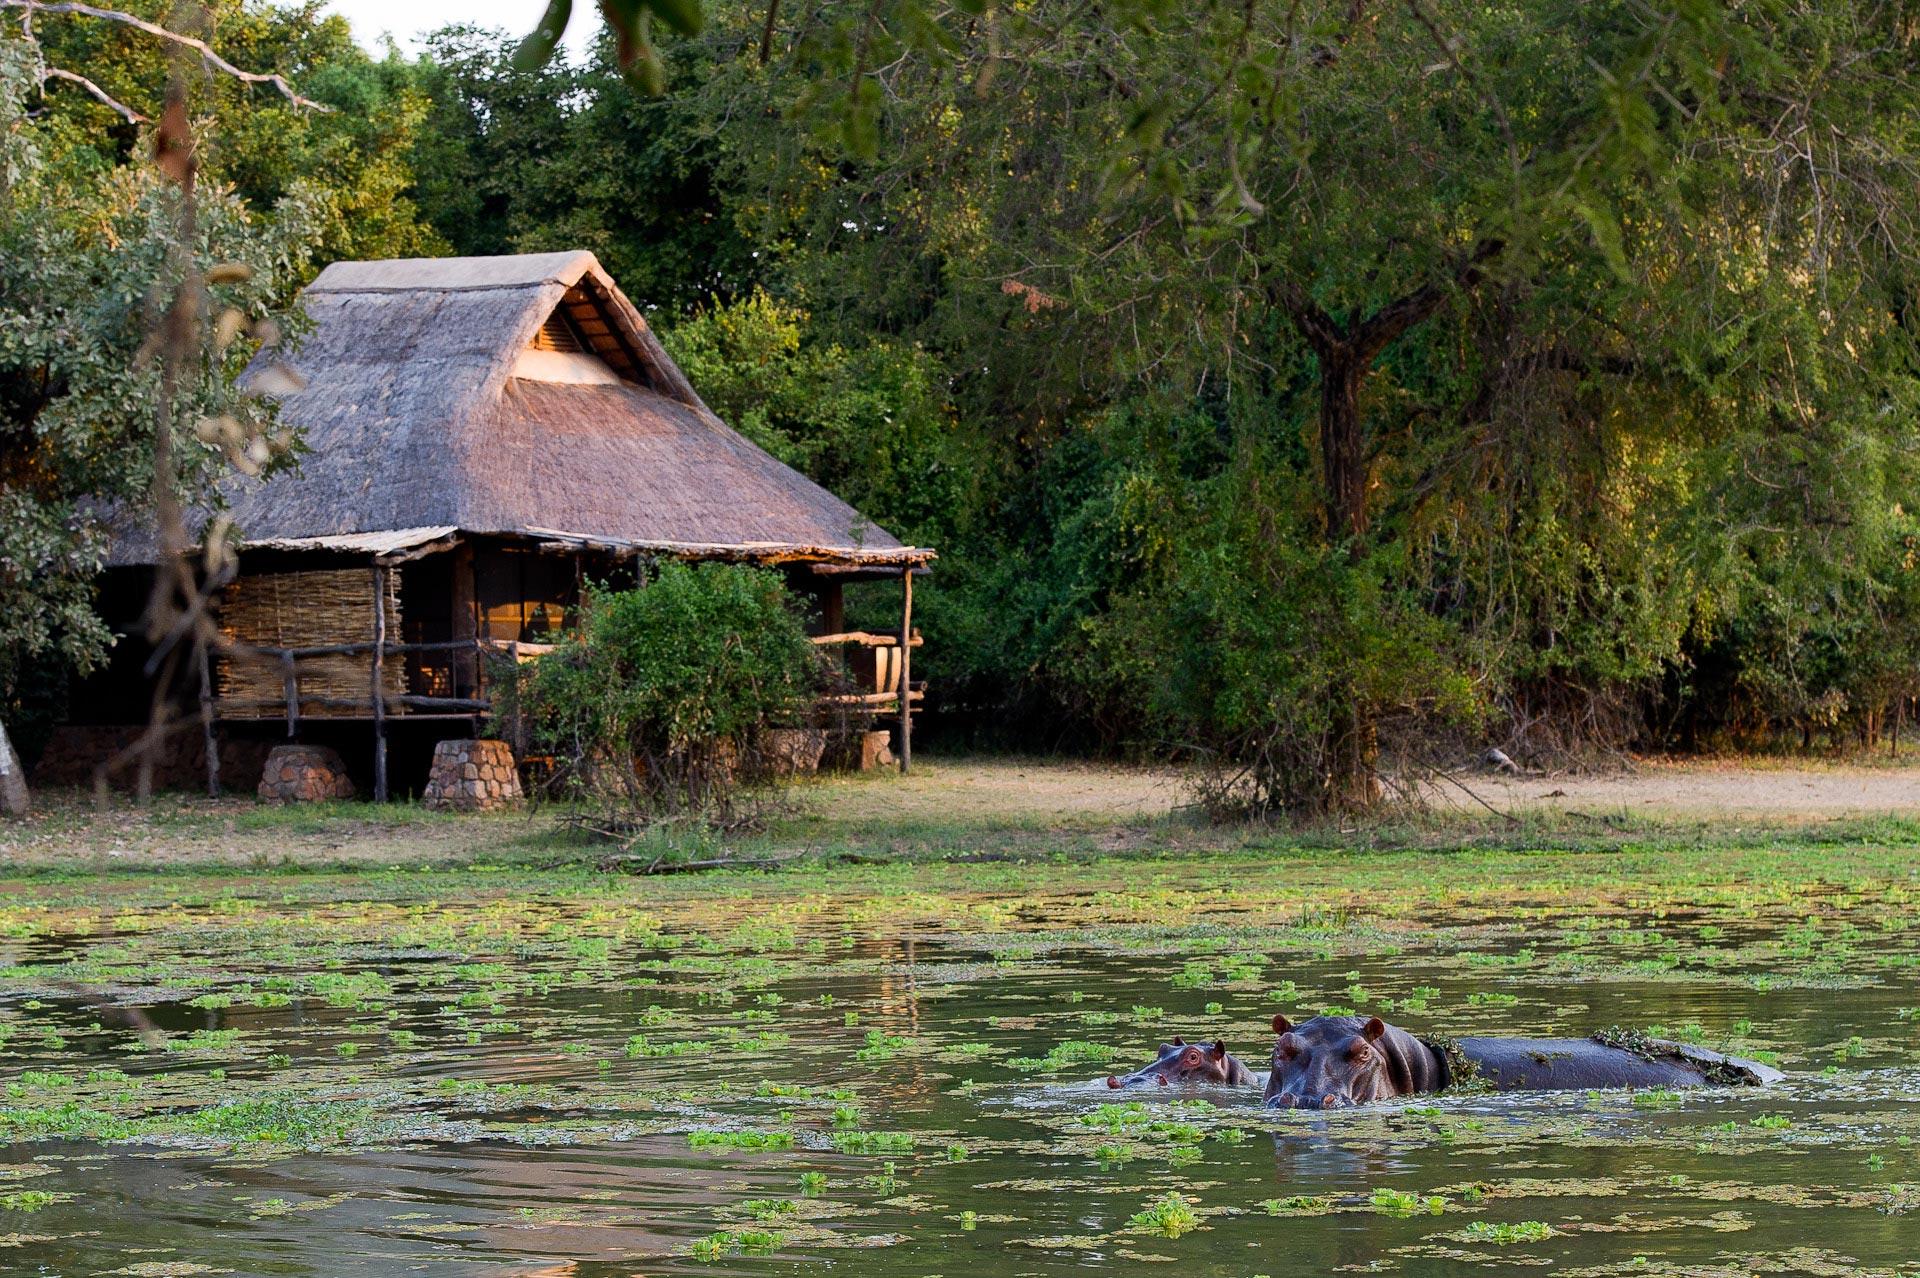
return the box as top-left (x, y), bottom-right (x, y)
top-left (1209, 1040), bottom-right (1227, 1059)
top-left (1362, 1016), bottom-right (1387, 1043)
top-left (1272, 1014), bottom-right (1292, 1034)
top-left (1171, 1036), bottom-right (1184, 1046)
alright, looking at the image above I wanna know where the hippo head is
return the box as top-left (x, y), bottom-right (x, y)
top-left (1106, 1038), bottom-right (1250, 1089)
top-left (1263, 1014), bottom-right (1418, 1109)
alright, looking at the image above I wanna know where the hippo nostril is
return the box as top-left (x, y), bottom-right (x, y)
top-left (1106, 1076), bottom-right (1121, 1089)
top-left (1156, 1074), bottom-right (1168, 1086)
top-left (1320, 1095), bottom-right (1342, 1109)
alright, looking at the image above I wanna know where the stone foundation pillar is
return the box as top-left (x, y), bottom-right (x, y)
top-left (859, 729), bottom-right (897, 771)
top-left (422, 739), bottom-right (523, 811)
top-left (257, 745), bottom-right (355, 803)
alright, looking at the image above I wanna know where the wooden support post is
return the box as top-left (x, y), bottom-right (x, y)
top-left (196, 639), bottom-right (221, 798)
top-left (282, 649), bottom-right (298, 738)
top-left (823, 580), bottom-right (845, 636)
top-left (451, 539), bottom-right (477, 697)
top-left (897, 567), bottom-right (913, 774)
top-left (372, 562), bottom-right (389, 803)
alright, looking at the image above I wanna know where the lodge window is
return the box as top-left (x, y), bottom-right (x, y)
top-left (476, 549), bottom-right (577, 643)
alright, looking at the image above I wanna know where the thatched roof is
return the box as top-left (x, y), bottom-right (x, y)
top-left (114, 251), bottom-right (930, 568)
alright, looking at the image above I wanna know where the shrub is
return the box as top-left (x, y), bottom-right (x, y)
top-left (500, 561), bottom-right (822, 825)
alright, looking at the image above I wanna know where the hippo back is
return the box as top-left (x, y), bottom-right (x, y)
top-left (1447, 1035), bottom-right (1782, 1091)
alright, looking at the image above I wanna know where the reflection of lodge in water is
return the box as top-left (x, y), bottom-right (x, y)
top-left (68, 251), bottom-right (936, 798)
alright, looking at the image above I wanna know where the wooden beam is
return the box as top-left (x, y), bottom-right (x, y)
top-left (372, 563), bottom-right (389, 803)
top-left (451, 540), bottom-right (477, 698)
top-left (810, 630), bottom-right (923, 647)
top-left (282, 649), bottom-right (298, 738)
top-left (898, 567), bottom-right (914, 774)
top-left (197, 639), bottom-right (221, 797)
top-left (376, 534), bottom-right (460, 565)
top-left (820, 689), bottom-right (925, 706)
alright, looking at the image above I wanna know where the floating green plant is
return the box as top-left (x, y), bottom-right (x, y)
top-left (1369, 1187), bottom-right (1447, 1217)
top-left (1458, 1220), bottom-right (1555, 1244)
top-left (687, 1130), bottom-right (795, 1152)
top-left (1126, 1192), bottom-right (1199, 1237)
top-left (690, 1228), bottom-right (781, 1259)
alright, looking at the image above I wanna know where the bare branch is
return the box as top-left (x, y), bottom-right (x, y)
top-left (41, 64), bottom-right (143, 122)
top-left (1404, 0), bottom-right (1520, 183)
top-left (2, 1), bottom-right (332, 111)
top-left (1271, 278), bottom-right (1345, 356)
top-left (758, 0), bottom-right (779, 64)
top-left (1352, 238), bottom-right (1503, 361)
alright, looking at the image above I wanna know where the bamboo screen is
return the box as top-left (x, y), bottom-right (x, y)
top-left (215, 568), bottom-right (406, 717)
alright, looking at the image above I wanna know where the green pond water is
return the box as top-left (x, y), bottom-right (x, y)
top-left (0, 866), bottom-right (1917, 1276)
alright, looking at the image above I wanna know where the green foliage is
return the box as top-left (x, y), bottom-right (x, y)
top-left (662, 290), bottom-right (974, 544)
top-left (30, 2), bottom-right (443, 266)
top-left (663, 0), bottom-right (1920, 790)
top-left (0, 32), bottom-right (318, 706)
top-left (504, 562), bottom-right (821, 822)
top-left (404, 26), bottom-right (755, 314)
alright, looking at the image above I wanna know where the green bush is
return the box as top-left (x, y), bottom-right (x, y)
top-left (500, 562), bottom-right (821, 824)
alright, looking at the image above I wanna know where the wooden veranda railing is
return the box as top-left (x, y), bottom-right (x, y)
top-left (210, 636), bottom-right (544, 802)
top-left (810, 630), bottom-right (926, 708)
top-left (216, 632), bottom-right (925, 801)
top-left (206, 565), bottom-right (925, 801)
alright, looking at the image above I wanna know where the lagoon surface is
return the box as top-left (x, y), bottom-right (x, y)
top-left (1, 854), bottom-right (1916, 1276)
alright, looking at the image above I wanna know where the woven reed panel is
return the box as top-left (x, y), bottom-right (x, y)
top-left (215, 568), bottom-right (405, 717)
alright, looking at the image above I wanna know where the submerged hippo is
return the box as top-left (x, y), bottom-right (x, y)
top-left (1107, 1037), bottom-right (1259, 1089)
top-left (1264, 1014), bottom-right (1783, 1109)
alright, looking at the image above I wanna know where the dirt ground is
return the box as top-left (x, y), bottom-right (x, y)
top-left (4, 755), bottom-right (1920, 871)
top-left (792, 756), bottom-right (1186, 822)
top-left (1455, 757), bottom-right (1920, 819)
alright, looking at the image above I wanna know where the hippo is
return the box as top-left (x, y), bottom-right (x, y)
top-left (1263, 1014), bottom-right (1783, 1109)
top-left (1107, 1037), bottom-right (1260, 1089)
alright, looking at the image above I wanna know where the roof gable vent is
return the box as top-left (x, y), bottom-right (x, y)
top-left (514, 307), bottom-right (622, 385)
top-left (531, 312), bottom-right (586, 353)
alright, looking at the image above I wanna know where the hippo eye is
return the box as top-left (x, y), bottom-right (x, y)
top-left (1347, 1038), bottom-right (1372, 1060)
top-left (1180, 1048), bottom-right (1203, 1068)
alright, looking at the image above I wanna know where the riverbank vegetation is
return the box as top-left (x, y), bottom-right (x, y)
top-left (6, 2), bottom-right (1920, 816)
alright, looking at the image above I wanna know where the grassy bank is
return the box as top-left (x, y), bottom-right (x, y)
top-left (7, 756), bottom-right (1920, 879)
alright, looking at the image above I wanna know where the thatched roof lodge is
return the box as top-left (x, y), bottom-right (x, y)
top-left (72, 251), bottom-right (933, 798)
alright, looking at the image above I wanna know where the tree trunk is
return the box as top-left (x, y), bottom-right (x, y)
top-left (1278, 243), bottom-right (1502, 811)
top-left (1320, 353), bottom-right (1369, 552)
top-left (0, 717), bottom-right (29, 817)
top-left (1318, 354), bottom-right (1380, 807)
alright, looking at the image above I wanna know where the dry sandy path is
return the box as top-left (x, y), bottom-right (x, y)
top-left (1458, 760), bottom-right (1920, 819)
top-left (796, 757), bottom-right (1186, 824)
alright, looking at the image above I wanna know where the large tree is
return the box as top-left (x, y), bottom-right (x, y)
top-left (665, 0), bottom-right (1920, 806)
